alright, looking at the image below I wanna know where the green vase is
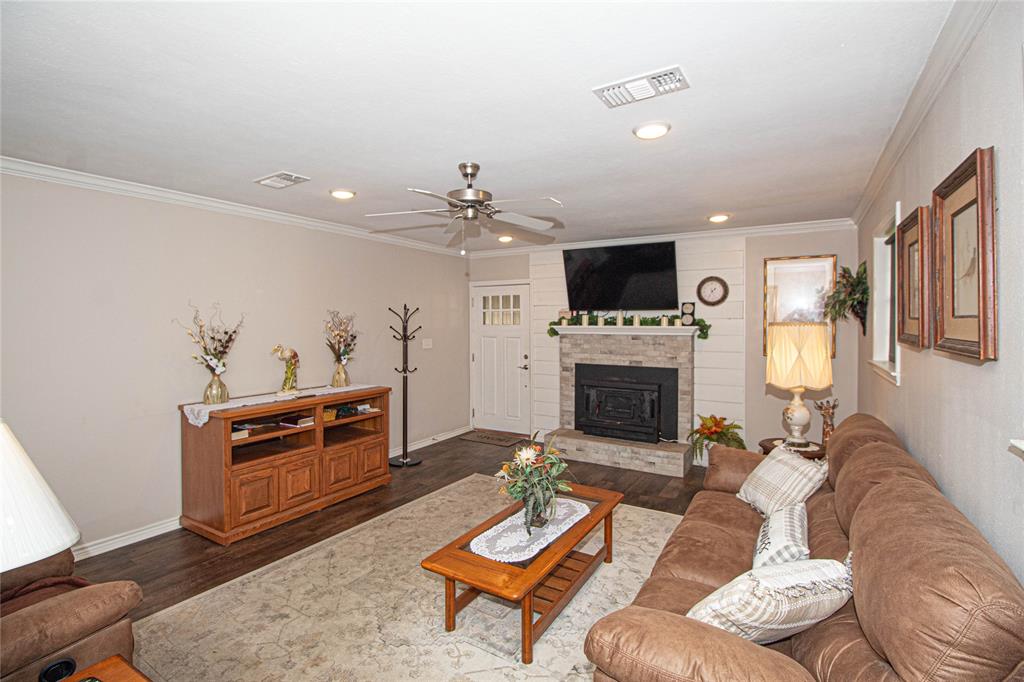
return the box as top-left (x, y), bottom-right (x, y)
top-left (203, 373), bottom-right (229, 405)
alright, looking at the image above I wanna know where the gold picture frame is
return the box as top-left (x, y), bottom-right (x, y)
top-left (897, 206), bottom-right (930, 348)
top-left (932, 147), bottom-right (997, 361)
top-left (763, 255), bottom-right (837, 358)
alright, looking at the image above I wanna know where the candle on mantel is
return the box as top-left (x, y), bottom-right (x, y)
top-left (633, 315), bottom-right (641, 327)
top-left (616, 311), bottom-right (624, 326)
top-left (581, 313), bottom-right (590, 327)
top-left (597, 316), bottom-right (605, 326)
top-left (560, 317), bottom-right (568, 326)
top-left (661, 316), bottom-right (669, 326)
top-left (674, 318), bottom-right (683, 326)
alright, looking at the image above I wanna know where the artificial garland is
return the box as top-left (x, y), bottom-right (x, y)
top-left (547, 314), bottom-right (711, 339)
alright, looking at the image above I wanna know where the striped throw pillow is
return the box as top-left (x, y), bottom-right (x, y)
top-left (687, 559), bottom-right (853, 644)
top-left (753, 504), bottom-right (809, 568)
top-left (738, 447), bottom-right (827, 517)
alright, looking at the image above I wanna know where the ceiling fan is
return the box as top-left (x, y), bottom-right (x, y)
top-left (365, 162), bottom-right (562, 249)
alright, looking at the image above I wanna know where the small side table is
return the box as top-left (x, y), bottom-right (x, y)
top-left (759, 437), bottom-right (826, 460)
top-left (66, 655), bottom-right (151, 682)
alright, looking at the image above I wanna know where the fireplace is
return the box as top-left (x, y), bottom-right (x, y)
top-left (574, 364), bottom-right (678, 444)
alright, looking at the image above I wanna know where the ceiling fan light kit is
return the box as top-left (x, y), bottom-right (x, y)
top-left (366, 162), bottom-right (561, 250)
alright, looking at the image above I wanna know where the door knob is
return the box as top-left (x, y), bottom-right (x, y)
top-left (518, 364), bottom-right (530, 370)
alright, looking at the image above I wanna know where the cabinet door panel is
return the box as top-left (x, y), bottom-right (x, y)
top-left (230, 467), bottom-right (279, 527)
top-left (324, 445), bottom-right (357, 494)
top-left (359, 438), bottom-right (388, 481)
top-left (280, 455), bottom-right (320, 510)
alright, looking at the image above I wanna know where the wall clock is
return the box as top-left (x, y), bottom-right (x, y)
top-left (697, 276), bottom-right (729, 306)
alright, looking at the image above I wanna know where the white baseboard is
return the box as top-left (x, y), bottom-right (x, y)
top-left (72, 517), bottom-right (181, 561)
top-left (71, 424), bottom-right (474, 561)
top-left (390, 424), bottom-right (473, 458)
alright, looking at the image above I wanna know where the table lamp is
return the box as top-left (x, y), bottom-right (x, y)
top-left (0, 419), bottom-right (80, 572)
top-left (766, 322), bottom-right (833, 446)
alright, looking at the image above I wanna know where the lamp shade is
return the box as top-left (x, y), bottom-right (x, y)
top-left (766, 322), bottom-right (833, 391)
top-left (0, 420), bottom-right (79, 572)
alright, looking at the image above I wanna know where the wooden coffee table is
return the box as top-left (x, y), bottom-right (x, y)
top-left (421, 483), bottom-right (622, 664)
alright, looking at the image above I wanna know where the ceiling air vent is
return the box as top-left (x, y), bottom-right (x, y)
top-left (592, 66), bottom-right (689, 109)
top-left (254, 171), bottom-right (310, 189)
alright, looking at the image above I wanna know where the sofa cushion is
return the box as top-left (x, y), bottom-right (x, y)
top-left (825, 413), bottom-right (902, 489)
top-left (632, 575), bottom-right (716, 616)
top-left (0, 549), bottom-right (75, 599)
top-left (753, 504), bottom-right (809, 569)
top-left (805, 492), bottom-right (849, 562)
top-left (833, 442), bottom-right (938, 534)
top-left (651, 491), bottom-right (763, 587)
top-left (738, 448), bottom-right (827, 517)
top-left (790, 601), bottom-right (900, 681)
top-left (851, 479), bottom-right (1024, 681)
top-left (686, 558), bottom-right (853, 644)
top-left (703, 445), bottom-right (764, 494)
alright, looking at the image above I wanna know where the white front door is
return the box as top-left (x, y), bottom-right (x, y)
top-left (471, 284), bottom-right (531, 434)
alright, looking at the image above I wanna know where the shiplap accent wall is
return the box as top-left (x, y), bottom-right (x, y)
top-left (529, 237), bottom-right (746, 451)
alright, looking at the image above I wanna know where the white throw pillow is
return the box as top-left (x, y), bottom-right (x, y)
top-left (686, 559), bottom-right (852, 643)
top-left (737, 447), bottom-right (827, 517)
top-left (753, 504), bottom-right (809, 568)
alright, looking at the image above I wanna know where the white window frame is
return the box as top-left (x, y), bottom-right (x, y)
top-left (868, 202), bottom-right (901, 386)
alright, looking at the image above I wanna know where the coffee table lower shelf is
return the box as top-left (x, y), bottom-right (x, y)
top-left (444, 545), bottom-right (609, 664)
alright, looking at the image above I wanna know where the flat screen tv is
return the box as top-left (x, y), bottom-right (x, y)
top-left (563, 242), bottom-right (678, 311)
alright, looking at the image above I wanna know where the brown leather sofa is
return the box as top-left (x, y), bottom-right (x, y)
top-left (0, 549), bottom-right (142, 682)
top-left (585, 414), bottom-right (1024, 681)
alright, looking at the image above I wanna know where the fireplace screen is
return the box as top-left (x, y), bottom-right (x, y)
top-left (574, 364), bottom-right (678, 444)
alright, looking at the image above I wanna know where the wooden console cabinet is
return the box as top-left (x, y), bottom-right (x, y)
top-left (179, 386), bottom-right (391, 545)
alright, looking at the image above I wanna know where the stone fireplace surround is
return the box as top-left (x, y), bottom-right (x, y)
top-left (552, 328), bottom-right (695, 477)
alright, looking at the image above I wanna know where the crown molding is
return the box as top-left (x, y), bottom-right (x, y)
top-left (851, 0), bottom-right (997, 226)
top-left (469, 218), bottom-right (856, 258)
top-left (0, 156), bottom-right (461, 258)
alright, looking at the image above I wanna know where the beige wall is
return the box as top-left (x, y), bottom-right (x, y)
top-left (469, 254), bottom-right (530, 282)
top-left (856, 3), bottom-right (1023, 578)
top-left (1, 175), bottom-right (470, 547)
top-left (745, 229), bottom-right (860, 446)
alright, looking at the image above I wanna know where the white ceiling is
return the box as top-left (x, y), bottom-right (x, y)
top-left (1, 2), bottom-right (950, 251)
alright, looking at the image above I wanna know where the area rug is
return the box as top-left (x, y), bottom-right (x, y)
top-left (458, 431), bottom-right (526, 447)
top-left (134, 474), bottom-right (681, 681)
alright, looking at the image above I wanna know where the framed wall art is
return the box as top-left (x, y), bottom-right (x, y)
top-left (896, 206), bottom-right (930, 348)
top-left (763, 254), bottom-right (837, 357)
top-left (932, 147), bottom-right (997, 361)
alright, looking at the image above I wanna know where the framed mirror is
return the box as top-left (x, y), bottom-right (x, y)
top-left (763, 255), bottom-right (837, 357)
top-left (896, 206), bottom-right (930, 348)
top-left (932, 147), bottom-right (997, 361)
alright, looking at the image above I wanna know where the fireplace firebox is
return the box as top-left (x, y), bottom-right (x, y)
top-left (574, 364), bottom-right (678, 444)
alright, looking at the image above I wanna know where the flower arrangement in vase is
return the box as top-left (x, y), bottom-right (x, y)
top-left (178, 304), bottom-right (243, 404)
top-left (686, 414), bottom-right (746, 463)
top-left (494, 435), bottom-right (572, 535)
top-left (271, 345), bottom-right (300, 395)
top-left (324, 310), bottom-right (357, 387)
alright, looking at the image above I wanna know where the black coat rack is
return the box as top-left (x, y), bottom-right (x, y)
top-left (388, 304), bottom-right (422, 467)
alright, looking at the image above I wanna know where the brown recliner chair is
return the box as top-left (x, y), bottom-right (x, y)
top-left (0, 548), bottom-right (142, 682)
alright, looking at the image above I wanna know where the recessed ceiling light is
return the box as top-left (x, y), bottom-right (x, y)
top-left (330, 189), bottom-right (356, 200)
top-left (498, 235), bottom-right (514, 243)
top-left (708, 213), bottom-right (731, 223)
top-left (632, 122), bottom-right (671, 140)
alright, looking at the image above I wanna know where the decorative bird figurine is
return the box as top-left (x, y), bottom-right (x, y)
top-left (271, 344), bottom-right (300, 395)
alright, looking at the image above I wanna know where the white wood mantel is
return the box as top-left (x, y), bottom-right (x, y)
top-left (552, 326), bottom-right (699, 336)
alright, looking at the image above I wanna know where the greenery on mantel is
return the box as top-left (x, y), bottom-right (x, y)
top-left (547, 314), bottom-right (711, 340)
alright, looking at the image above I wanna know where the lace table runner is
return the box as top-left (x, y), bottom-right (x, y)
top-left (469, 498), bottom-right (590, 563)
top-left (183, 384), bottom-right (376, 427)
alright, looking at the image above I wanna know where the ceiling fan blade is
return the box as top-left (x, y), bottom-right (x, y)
top-left (490, 211), bottom-right (555, 231)
top-left (369, 223), bottom-right (453, 234)
top-left (364, 208), bottom-right (454, 217)
top-left (488, 196), bottom-right (563, 208)
top-left (444, 215), bottom-right (464, 233)
top-left (482, 219), bottom-right (556, 245)
top-left (408, 188), bottom-right (466, 207)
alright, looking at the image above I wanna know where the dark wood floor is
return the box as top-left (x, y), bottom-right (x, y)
top-left (75, 433), bottom-right (705, 620)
